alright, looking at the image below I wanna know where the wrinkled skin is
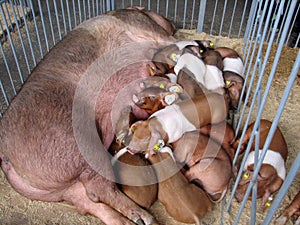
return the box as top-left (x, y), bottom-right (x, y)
top-left (275, 190), bottom-right (300, 225)
top-left (233, 119), bottom-right (288, 210)
top-left (0, 8), bottom-right (176, 225)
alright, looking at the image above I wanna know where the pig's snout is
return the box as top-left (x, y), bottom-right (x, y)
top-left (234, 191), bottom-right (244, 203)
top-left (132, 94), bottom-right (139, 104)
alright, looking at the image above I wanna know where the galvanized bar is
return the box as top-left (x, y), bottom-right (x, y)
top-left (29, 0), bottom-right (43, 58)
top-left (46, 0), bottom-right (56, 45)
top-left (238, 0), bottom-right (249, 38)
top-left (190, 0), bottom-right (195, 29)
top-left (0, 4), bottom-right (24, 84)
top-left (218, 0), bottom-right (227, 36)
top-left (262, 151), bottom-right (300, 225)
top-left (228, 0), bottom-right (237, 37)
top-left (156, 0), bottom-right (160, 13)
top-left (286, 2), bottom-right (299, 46)
top-left (53, 0), bottom-right (62, 40)
top-left (60, 0), bottom-right (67, 34)
top-left (72, 0), bottom-right (77, 27)
top-left (77, 0), bottom-right (82, 23)
top-left (0, 41), bottom-right (16, 98)
top-left (182, 0), bottom-right (187, 29)
top-left (37, 0), bottom-right (50, 52)
top-left (209, 0), bottom-right (218, 35)
top-left (173, 0), bottom-right (177, 23)
top-left (165, 0), bottom-right (168, 18)
top-left (65, 0), bottom-right (72, 31)
top-left (10, 0), bottom-right (30, 74)
top-left (197, 0), bottom-right (206, 33)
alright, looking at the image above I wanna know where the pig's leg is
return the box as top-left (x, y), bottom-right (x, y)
top-left (79, 168), bottom-right (157, 225)
top-left (62, 182), bottom-right (135, 225)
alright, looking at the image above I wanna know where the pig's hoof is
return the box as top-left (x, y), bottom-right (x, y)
top-left (135, 218), bottom-right (145, 225)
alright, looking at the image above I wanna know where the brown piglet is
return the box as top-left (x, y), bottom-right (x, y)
top-left (233, 119), bottom-right (288, 210)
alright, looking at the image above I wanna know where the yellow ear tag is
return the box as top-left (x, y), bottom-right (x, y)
top-left (200, 49), bottom-right (204, 54)
top-left (171, 53), bottom-right (178, 61)
top-left (153, 144), bottom-right (160, 151)
top-left (243, 172), bottom-right (250, 180)
top-left (151, 66), bottom-right (155, 71)
top-left (131, 126), bottom-right (137, 133)
top-left (210, 42), bottom-right (214, 47)
top-left (226, 80), bottom-right (232, 86)
top-left (265, 202), bottom-right (271, 207)
top-left (159, 84), bottom-right (165, 89)
top-left (169, 85), bottom-right (181, 93)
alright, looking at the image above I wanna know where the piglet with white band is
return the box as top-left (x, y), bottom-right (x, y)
top-left (233, 119), bottom-right (288, 210)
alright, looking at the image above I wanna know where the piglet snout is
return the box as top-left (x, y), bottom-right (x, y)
top-left (132, 94), bottom-right (139, 103)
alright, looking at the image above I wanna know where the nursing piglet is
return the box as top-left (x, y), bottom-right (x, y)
top-left (233, 119), bottom-right (288, 210)
top-left (172, 131), bottom-right (233, 202)
top-left (146, 148), bottom-right (213, 224)
top-left (215, 46), bottom-right (245, 109)
top-left (126, 93), bottom-right (228, 155)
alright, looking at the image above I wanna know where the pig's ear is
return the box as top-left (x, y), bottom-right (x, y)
top-left (160, 93), bottom-right (179, 106)
top-left (129, 121), bottom-right (143, 134)
top-left (146, 64), bottom-right (157, 76)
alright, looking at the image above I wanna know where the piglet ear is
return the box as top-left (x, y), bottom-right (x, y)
top-left (129, 121), bottom-right (142, 134)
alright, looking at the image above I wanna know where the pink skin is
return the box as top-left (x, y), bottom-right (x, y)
top-left (0, 9), bottom-right (176, 225)
top-left (233, 119), bottom-right (288, 210)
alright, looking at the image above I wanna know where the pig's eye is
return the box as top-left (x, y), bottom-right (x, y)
top-left (243, 172), bottom-right (250, 180)
top-left (149, 95), bottom-right (156, 100)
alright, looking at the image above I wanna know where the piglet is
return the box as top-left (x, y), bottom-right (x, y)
top-left (126, 93), bottom-right (228, 156)
top-left (172, 131), bottom-right (233, 202)
top-left (147, 148), bottom-right (213, 224)
top-left (215, 47), bottom-right (245, 109)
top-left (109, 106), bottom-right (158, 209)
top-left (275, 190), bottom-right (300, 225)
top-left (233, 119), bottom-right (288, 210)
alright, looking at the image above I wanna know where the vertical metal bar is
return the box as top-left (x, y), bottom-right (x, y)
top-left (46, 0), bottom-right (56, 45)
top-left (10, 1), bottom-right (31, 74)
top-left (182, 0), bottom-right (188, 29)
top-left (60, 0), bottom-right (67, 34)
top-left (243, 0), bottom-right (258, 45)
top-left (106, 0), bottom-right (111, 11)
top-left (238, 0), bottom-right (249, 38)
top-left (29, 0), bottom-right (43, 58)
top-left (190, 0), bottom-right (195, 29)
top-left (285, 2), bottom-right (299, 46)
top-left (209, 0), bottom-right (218, 35)
top-left (77, 0), bottom-right (82, 23)
top-left (262, 152), bottom-right (300, 225)
top-left (65, 0), bottom-right (72, 31)
top-left (72, 0), bottom-right (77, 27)
top-left (0, 42), bottom-right (16, 98)
top-left (174, 0), bottom-right (177, 23)
top-left (197, 0), bottom-right (206, 33)
top-left (228, 0), bottom-right (237, 37)
top-left (0, 4), bottom-right (24, 84)
top-left (82, 0), bottom-right (86, 20)
top-left (148, 0), bottom-right (150, 11)
top-left (53, 0), bottom-right (62, 40)
top-left (165, 0), bottom-right (169, 18)
top-left (37, 0), bottom-right (50, 52)
top-left (218, 0), bottom-right (227, 36)
top-left (156, 0), bottom-right (160, 14)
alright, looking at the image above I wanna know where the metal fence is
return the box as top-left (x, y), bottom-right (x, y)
top-left (0, 0), bottom-right (299, 224)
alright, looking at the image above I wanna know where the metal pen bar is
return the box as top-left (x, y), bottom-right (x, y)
top-left (29, 0), bottom-right (43, 58)
top-left (10, 0), bottom-right (30, 74)
top-left (54, 0), bottom-right (62, 40)
top-left (218, 0), bottom-right (227, 36)
top-left (37, 0), bottom-right (50, 52)
top-left (228, 0), bottom-right (237, 37)
top-left (46, 0), bottom-right (56, 45)
top-left (197, 0), bottom-right (206, 34)
top-left (0, 3), bottom-right (24, 84)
